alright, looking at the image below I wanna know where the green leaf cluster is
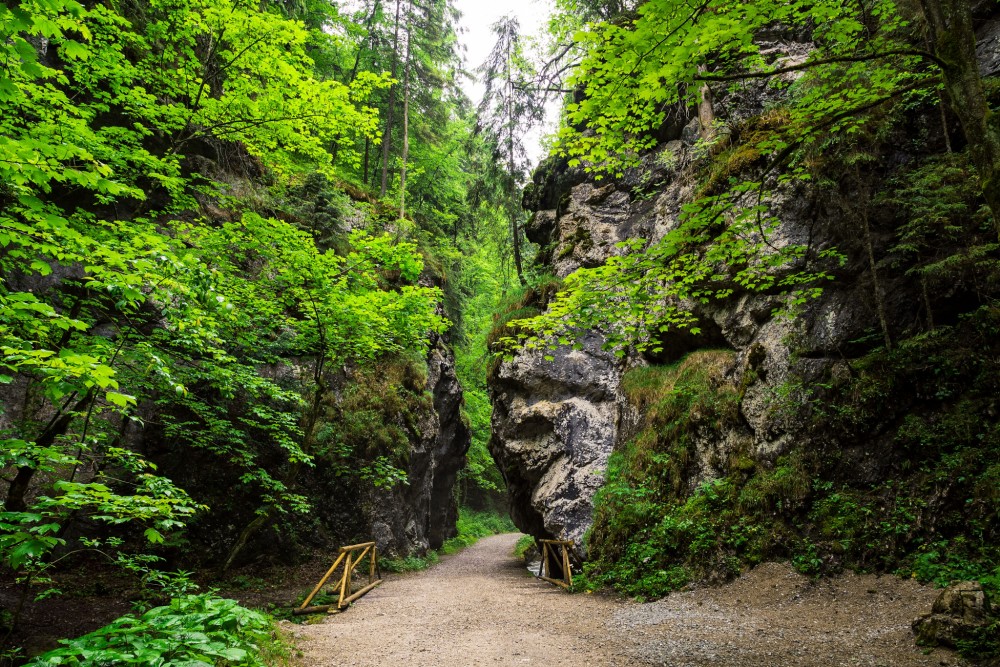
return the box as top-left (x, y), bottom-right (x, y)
top-left (25, 593), bottom-right (280, 667)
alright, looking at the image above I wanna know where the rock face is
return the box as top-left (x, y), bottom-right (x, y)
top-left (488, 26), bottom-right (1000, 552)
top-left (368, 337), bottom-right (471, 556)
top-left (491, 147), bottom-right (864, 550)
top-left (913, 582), bottom-right (991, 648)
top-left (489, 332), bottom-right (622, 549)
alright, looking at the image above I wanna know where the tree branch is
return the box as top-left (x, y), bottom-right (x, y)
top-left (693, 49), bottom-right (945, 83)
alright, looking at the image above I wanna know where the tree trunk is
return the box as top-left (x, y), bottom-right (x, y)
top-left (4, 390), bottom-right (95, 512)
top-left (379, 0), bottom-right (403, 198)
top-left (399, 17), bottom-right (412, 220)
top-left (222, 352), bottom-right (328, 572)
top-left (363, 137), bottom-right (371, 184)
top-left (347, 0), bottom-right (382, 85)
top-left (697, 66), bottom-right (716, 142)
top-left (919, 0), bottom-right (1000, 231)
top-left (507, 43), bottom-right (526, 286)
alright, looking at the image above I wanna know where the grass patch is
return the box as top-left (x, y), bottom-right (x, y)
top-left (586, 350), bottom-right (745, 598)
top-left (381, 551), bottom-right (440, 573)
top-left (513, 535), bottom-right (535, 560)
top-left (441, 509), bottom-right (516, 554)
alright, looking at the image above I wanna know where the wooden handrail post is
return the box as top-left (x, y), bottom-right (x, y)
top-left (538, 539), bottom-right (574, 590)
top-left (562, 544), bottom-right (572, 587)
top-left (339, 552), bottom-right (352, 608)
top-left (299, 551), bottom-right (347, 610)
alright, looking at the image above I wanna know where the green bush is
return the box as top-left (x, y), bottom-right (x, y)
top-left (586, 308), bottom-right (1000, 633)
top-left (380, 552), bottom-right (440, 573)
top-left (513, 535), bottom-right (536, 560)
top-left (26, 594), bottom-right (287, 667)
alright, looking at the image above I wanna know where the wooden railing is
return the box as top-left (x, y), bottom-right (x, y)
top-left (537, 539), bottom-right (573, 589)
top-left (294, 541), bottom-right (382, 615)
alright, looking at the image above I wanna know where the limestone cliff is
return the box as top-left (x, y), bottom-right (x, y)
top-left (489, 15), bottom-right (1000, 569)
top-left (367, 337), bottom-right (471, 555)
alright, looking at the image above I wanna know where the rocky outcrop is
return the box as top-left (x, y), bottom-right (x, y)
top-left (489, 27), bottom-right (1000, 552)
top-left (492, 149), bottom-right (858, 549)
top-left (367, 338), bottom-right (470, 556)
top-left (489, 332), bottom-right (621, 550)
top-left (913, 582), bottom-right (992, 648)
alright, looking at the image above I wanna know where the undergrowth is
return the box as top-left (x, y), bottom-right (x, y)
top-left (25, 594), bottom-right (291, 667)
top-left (485, 274), bottom-right (563, 379)
top-left (583, 309), bottom-right (1000, 656)
top-left (513, 535), bottom-right (535, 560)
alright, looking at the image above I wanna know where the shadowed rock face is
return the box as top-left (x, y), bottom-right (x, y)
top-left (369, 337), bottom-right (470, 556)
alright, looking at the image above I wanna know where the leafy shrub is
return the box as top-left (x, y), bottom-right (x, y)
top-left (26, 594), bottom-right (284, 667)
top-left (513, 535), bottom-right (536, 560)
top-left (380, 552), bottom-right (440, 573)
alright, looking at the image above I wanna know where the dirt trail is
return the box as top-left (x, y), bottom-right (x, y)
top-left (290, 533), bottom-right (961, 667)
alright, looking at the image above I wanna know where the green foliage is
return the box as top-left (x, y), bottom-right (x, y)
top-left (589, 308), bottom-right (1000, 616)
top-left (451, 226), bottom-right (535, 505)
top-left (586, 351), bottom-right (751, 596)
top-left (315, 354), bottom-right (434, 489)
top-left (487, 274), bottom-right (563, 367)
top-left (25, 594), bottom-right (286, 667)
top-left (879, 152), bottom-right (999, 292)
top-left (440, 509), bottom-right (516, 554)
top-left (506, 0), bottom-right (996, 357)
top-left (379, 551), bottom-right (440, 573)
top-left (558, 0), bottom-right (922, 176)
top-left (0, 0), bottom-right (444, 632)
top-left (513, 535), bottom-right (535, 560)
top-left (503, 127), bottom-right (844, 356)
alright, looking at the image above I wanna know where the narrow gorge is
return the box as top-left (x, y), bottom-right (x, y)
top-left (3, 0), bottom-right (1000, 664)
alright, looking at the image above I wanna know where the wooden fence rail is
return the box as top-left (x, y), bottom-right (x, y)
top-left (537, 539), bottom-right (573, 589)
top-left (294, 541), bottom-right (383, 615)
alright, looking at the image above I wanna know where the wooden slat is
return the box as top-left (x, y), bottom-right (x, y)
top-left (339, 579), bottom-right (383, 607)
top-left (349, 545), bottom-right (371, 574)
top-left (292, 604), bottom-right (342, 615)
top-left (339, 541), bottom-right (376, 552)
top-left (534, 539), bottom-right (575, 591)
top-left (299, 551), bottom-right (347, 610)
top-left (562, 545), bottom-right (572, 588)
top-left (339, 552), bottom-right (352, 606)
top-left (540, 575), bottom-right (570, 589)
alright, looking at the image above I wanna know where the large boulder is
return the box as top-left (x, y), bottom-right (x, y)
top-left (913, 581), bottom-right (992, 648)
top-left (489, 332), bottom-right (621, 554)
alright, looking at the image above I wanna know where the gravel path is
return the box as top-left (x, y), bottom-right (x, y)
top-left (290, 533), bottom-right (962, 667)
